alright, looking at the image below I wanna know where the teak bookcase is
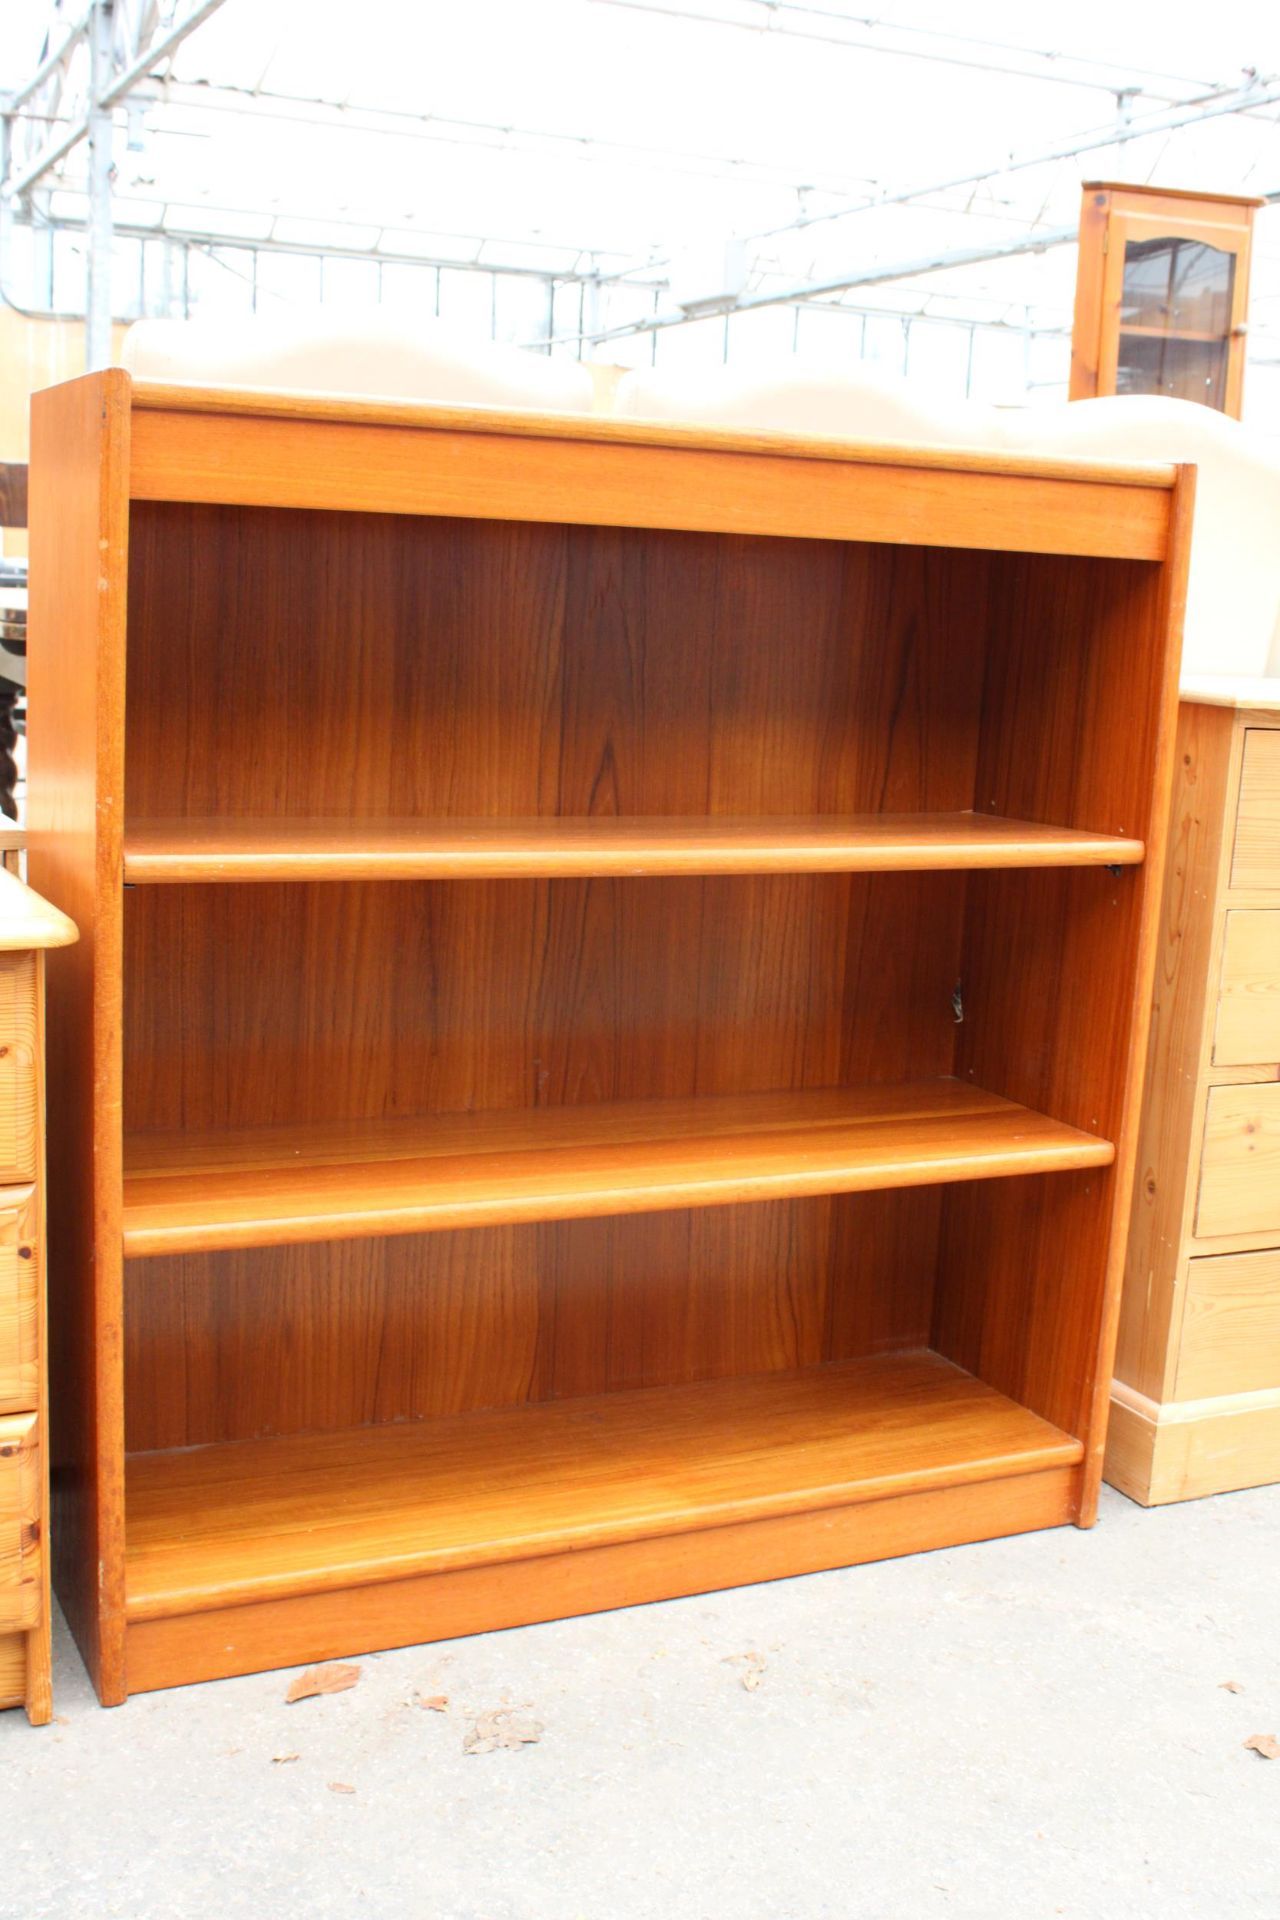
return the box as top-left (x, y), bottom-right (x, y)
top-left (28, 372), bottom-right (1190, 1705)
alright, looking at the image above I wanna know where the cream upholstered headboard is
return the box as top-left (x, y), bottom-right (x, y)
top-left (121, 311), bottom-right (595, 416)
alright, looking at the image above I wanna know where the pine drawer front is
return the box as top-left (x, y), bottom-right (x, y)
top-left (1232, 730), bottom-right (1280, 891)
top-left (0, 1190), bottom-right (38, 1414)
top-left (1214, 912), bottom-right (1280, 1065)
top-left (0, 954), bottom-right (38, 1187)
top-left (1175, 1250), bottom-right (1280, 1400)
top-left (0, 1413), bottom-right (40, 1631)
top-left (1197, 1083), bottom-right (1280, 1240)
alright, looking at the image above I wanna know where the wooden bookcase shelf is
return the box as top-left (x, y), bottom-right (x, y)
top-left (122, 813), bottom-right (1146, 883)
top-left (125, 1353), bottom-right (1083, 1623)
top-left (121, 1079), bottom-right (1114, 1255)
top-left (28, 374), bottom-right (1189, 1704)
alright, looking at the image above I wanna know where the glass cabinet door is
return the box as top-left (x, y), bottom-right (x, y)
top-left (1114, 234), bottom-right (1236, 408)
top-left (1071, 186), bottom-right (1258, 417)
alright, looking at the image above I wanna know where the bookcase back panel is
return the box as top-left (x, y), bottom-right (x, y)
top-left (122, 874), bottom-right (967, 1134)
top-left (124, 505), bottom-right (990, 822)
top-left (123, 1189), bottom-right (939, 1450)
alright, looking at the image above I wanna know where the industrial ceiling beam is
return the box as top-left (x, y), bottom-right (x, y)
top-left (751, 74), bottom-right (1280, 239)
top-left (5, 179), bottom-right (669, 291)
top-left (134, 78), bottom-right (885, 205)
top-left (27, 184), bottom-right (642, 278)
top-left (3, 0), bottom-right (228, 201)
top-left (736, 224), bottom-right (1079, 314)
top-left (2, 9), bottom-right (91, 114)
top-left (550, 221), bottom-right (1079, 348)
top-left (591, 0), bottom-right (1223, 100)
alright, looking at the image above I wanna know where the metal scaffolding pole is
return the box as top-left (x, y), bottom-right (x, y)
top-left (85, 0), bottom-right (115, 369)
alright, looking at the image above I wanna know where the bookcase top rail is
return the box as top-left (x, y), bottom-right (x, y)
top-left (91, 371), bottom-right (1176, 560)
top-left (128, 378), bottom-right (1179, 491)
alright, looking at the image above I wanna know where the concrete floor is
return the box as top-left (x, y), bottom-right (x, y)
top-left (5, 1482), bottom-right (1280, 1920)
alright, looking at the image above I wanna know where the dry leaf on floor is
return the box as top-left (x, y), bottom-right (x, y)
top-left (416, 1693), bottom-right (449, 1712)
top-left (328, 1781), bottom-right (357, 1794)
top-left (271, 1751), bottom-right (300, 1765)
top-left (723, 1651), bottom-right (766, 1691)
top-left (285, 1663), bottom-right (362, 1704)
top-left (463, 1709), bottom-right (544, 1755)
top-left (1244, 1734), bottom-right (1280, 1760)
top-left (1220, 1680), bottom-right (1245, 1694)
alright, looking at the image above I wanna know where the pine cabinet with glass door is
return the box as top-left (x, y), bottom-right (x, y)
top-left (1071, 183), bottom-right (1262, 418)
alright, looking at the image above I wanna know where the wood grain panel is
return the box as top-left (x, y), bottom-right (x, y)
top-left (1214, 910), bottom-right (1280, 1064)
top-left (1174, 1250), bottom-right (1280, 1400)
top-left (1231, 730), bottom-right (1280, 889)
top-left (0, 1628), bottom-right (23, 1706)
top-left (0, 954), bottom-right (39, 1186)
top-left (0, 1628), bottom-right (31, 1721)
top-left (1196, 1083), bottom-right (1280, 1239)
top-left (124, 1351), bottom-right (1081, 1619)
top-left (124, 1464), bottom-right (1080, 1696)
top-left (1100, 1390), bottom-right (1159, 1505)
top-left (1069, 186), bottom-right (1110, 400)
top-left (128, 406), bottom-right (1170, 560)
top-left (124, 509), bottom-right (988, 825)
top-left (26, 370), bottom-right (130, 1704)
top-left (0, 1414), bottom-right (40, 1631)
top-left (1108, 1379), bottom-right (1280, 1504)
top-left (0, 463), bottom-right (28, 530)
top-left (123, 1190), bottom-right (940, 1451)
top-left (0, 1189), bottom-right (39, 1414)
top-left (122, 875), bottom-right (967, 1134)
top-left (1116, 702), bottom-right (1237, 1398)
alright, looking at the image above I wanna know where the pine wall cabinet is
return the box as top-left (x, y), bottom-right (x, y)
top-left (28, 372), bottom-right (1190, 1704)
top-left (1108, 683), bottom-right (1280, 1502)
top-left (1070, 182), bottom-right (1263, 418)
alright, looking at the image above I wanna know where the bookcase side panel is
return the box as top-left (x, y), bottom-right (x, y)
top-left (936, 478), bottom-right (1189, 1502)
top-left (26, 371), bottom-right (131, 1704)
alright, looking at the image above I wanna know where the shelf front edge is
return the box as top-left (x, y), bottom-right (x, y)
top-left (123, 1465), bottom-right (1082, 1690)
top-left (121, 1129), bottom-right (1115, 1257)
top-left (124, 1358), bottom-right (1084, 1621)
top-left (121, 816), bottom-right (1148, 884)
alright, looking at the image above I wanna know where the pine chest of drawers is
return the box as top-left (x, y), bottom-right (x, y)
top-left (1108, 688), bottom-right (1280, 1502)
top-left (0, 867), bottom-right (76, 1722)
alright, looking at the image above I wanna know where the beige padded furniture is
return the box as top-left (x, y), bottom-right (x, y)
top-left (122, 312), bottom-right (595, 415)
